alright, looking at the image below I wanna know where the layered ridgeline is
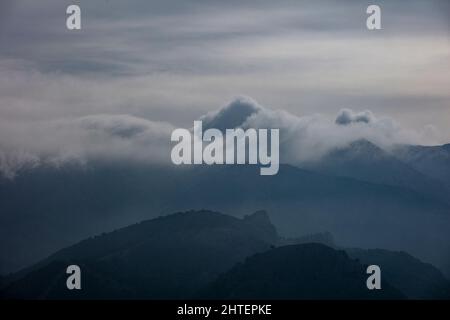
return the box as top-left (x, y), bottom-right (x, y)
top-left (1, 210), bottom-right (449, 299)
top-left (392, 143), bottom-right (450, 191)
top-left (1, 157), bottom-right (450, 278)
top-left (1, 96), bottom-right (450, 278)
top-left (302, 139), bottom-right (450, 203)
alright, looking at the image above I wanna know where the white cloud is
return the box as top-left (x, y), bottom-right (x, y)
top-left (204, 96), bottom-right (443, 163)
top-left (0, 114), bottom-right (175, 178)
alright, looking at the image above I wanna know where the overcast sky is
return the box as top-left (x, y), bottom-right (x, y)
top-left (0, 0), bottom-right (449, 175)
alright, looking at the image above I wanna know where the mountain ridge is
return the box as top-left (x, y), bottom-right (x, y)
top-left (1, 160), bottom-right (450, 277)
top-left (2, 210), bottom-right (449, 300)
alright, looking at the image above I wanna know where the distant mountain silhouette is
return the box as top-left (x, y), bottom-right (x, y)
top-left (1, 210), bottom-right (276, 299)
top-left (180, 164), bottom-right (450, 277)
top-left (1, 161), bottom-right (450, 278)
top-left (303, 139), bottom-right (449, 203)
top-left (2, 210), bottom-right (449, 300)
top-left (200, 243), bottom-right (404, 299)
top-left (393, 143), bottom-right (450, 190)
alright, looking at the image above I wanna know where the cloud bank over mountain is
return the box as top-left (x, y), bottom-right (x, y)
top-left (0, 96), bottom-right (443, 178)
top-left (204, 97), bottom-right (442, 163)
top-left (0, 114), bottom-right (174, 179)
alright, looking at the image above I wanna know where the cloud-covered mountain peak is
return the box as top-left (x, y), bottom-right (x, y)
top-left (0, 95), bottom-right (446, 179)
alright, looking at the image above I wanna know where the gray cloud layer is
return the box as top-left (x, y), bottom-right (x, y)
top-left (0, 1), bottom-right (449, 176)
top-left (0, 96), bottom-right (442, 178)
top-left (335, 109), bottom-right (374, 125)
top-left (205, 97), bottom-right (441, 163)
top-left (0, 114), bottom-right (174, 178)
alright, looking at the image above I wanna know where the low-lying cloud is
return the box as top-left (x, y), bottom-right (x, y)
top-left (0, 96), bottom-right (444, 178)
top-left (202, 96), bottom-right (442, 164)
top-left (0, 114), bottom-right (174, 179)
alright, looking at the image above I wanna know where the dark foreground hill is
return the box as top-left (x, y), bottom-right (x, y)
top-left (200, 243), bottom-right (404, 299)
top-left (2, 210), bottom-right (449, 299)
top-left (346, 248), bottom-right (450, 299)
top-left (1, 210), bottom-right (276, 299)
